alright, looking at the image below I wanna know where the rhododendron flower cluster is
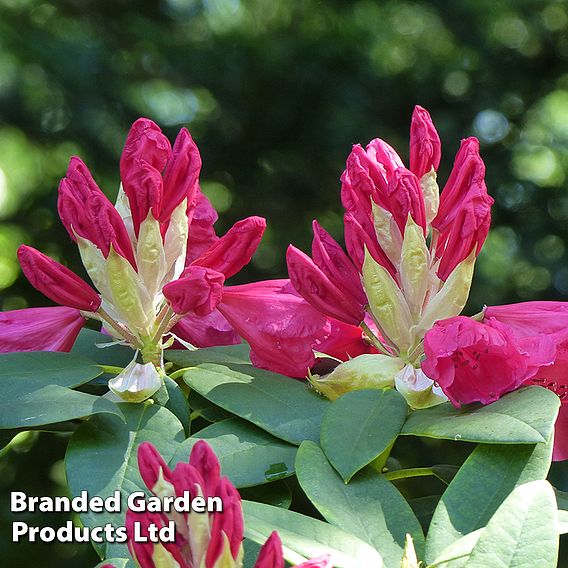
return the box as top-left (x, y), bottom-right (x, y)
top-left (282, 106), bottom-right (493, 407)
top-left (113, 440), bottom-right (331, 568)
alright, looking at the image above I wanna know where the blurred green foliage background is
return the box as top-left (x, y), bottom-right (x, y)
top-left (2, 0), bottom-right (568, 565)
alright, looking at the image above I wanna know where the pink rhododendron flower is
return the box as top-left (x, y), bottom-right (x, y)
top-left (0, 307), bottom-right (86, 353)
top-left (2, 117), bottom-right (268, 402)
top-left (124, 441), bottom-right (332, 568)
top-left (249, 106), bottom-right (493, 407)
top-left (422, 315), bottom-right (555, 407)
top-left (484, 301), bottom-right (568, 460)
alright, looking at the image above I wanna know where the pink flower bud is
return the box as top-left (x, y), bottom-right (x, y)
top-left (160, 128), bottom-right (202, 223)
top-left (173, 309), bottom-right (239, 348)
top-left (120, 118), bottom-right (172, 173)
top-left (205, 479), bottom-right (244, 568)
top-left (433, 138), bottom-right (493, 281)
top-left (138, 442), bottom-right (173, 494)
top-left (343, 213), bottom-right (395, 276)
top-left (58, 157), bottom-right (137, 267)
top-left (185, 189), bottom-right (219, 264)
top-left (0, 306), bottom-right (86, 353)
top-left (163, 266), bottom-right (225, 316)
top-left (191, 216), bottom-right (266, 278)
top-left (409, 105), bottom-right (441, 178)
top-left (385, 167), bottom-right (426, 233)
top-left (254, 531), bottom-right (284, 568)
top-left (18, 245), bottom-right (101, 312)
top-left (122, 159), bottom-right (164, 236)
top-left (422, 316), bottom-right (555, 408)
top-left (311, 221), bottom-right (366, 306)
top-left (189, 440), bottom-right (222, 497)
top-left (287, 245), bottom-right (365, 326)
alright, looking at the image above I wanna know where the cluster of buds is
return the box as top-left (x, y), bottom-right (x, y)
top-left (103, 440), bottom-right (331, 568)
top-left (287, 106), bottom-right (493, 407)
top-left (11, 119), bottom-right (266, 401)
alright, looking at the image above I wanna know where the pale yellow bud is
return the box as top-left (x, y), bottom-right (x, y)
top-left (371, 201), bottom-right (403, 266)
top-left (163, 198), bottom-right (189, 284)
top-left (362, 248), bottom-right (413, 353)
top-left (399, 216), bottom-right (429, 320)
top-left (309, 354), bottom-right (405, 400)
top-left (420, 168), bottom-right (439, 226)
top-left (137, 211), bottom-right (167, 299)
top-left (413, 250), bottom-right (476, 342)
top-left (401, 534), bottom-right (420, 568)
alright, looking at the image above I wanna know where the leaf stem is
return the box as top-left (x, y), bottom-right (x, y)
top-left (169, 367), bottom-right (194, 381)
top-left (98, 365), bottom-right (124, 375)
top-left (383, 467), bottom-right (435, 481)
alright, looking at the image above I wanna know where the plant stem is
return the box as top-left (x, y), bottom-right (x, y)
top-left (383, 467), bottom-right (435, 481)
top-left (169, 367), bottom-right (194, 381)
top-left (360, 321), bottom-right (391, 356)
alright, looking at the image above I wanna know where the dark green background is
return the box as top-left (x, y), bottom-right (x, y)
top-left (1, 0), bottom-right (568, 565)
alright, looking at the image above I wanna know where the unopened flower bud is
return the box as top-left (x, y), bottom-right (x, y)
top-left (108, 360), bottom-right (162, 403)
top-left (394, 364), bottom-right (447, 409)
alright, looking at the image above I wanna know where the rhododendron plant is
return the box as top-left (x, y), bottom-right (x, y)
top-left (279, 106), bottom-right (493, 407)
top-left (1, 109), bottom-right (565, 568)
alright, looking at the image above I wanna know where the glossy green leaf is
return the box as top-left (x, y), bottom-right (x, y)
top-left (72, 328), bottom-right (135, 367)
top-left (0, 351), bottom-right (102, 392)
top-left (243, 500), bottom-right (384, 567)
top-left (427, 529), bottom-right (483, 568)
top-left (163, 376), bottom-right (190, 435)
top-left (240, 480), bottom-right (292, 509)
top-left (320, 389), bottom-right (408, 482)
top-left (65, 403), bottom-right (184, 558)
top-left (183, 363), bottom-right (329, 444)
top-left (425, 441), bottom-right (553, 563)
top-left (466, 480), bottom-right (558, 567)
top-left (296, 441), bottom-right (423, 567)
top-left (165, 342), bottom-right (251, 366)
top-left (189, 390), bottom-right (233, 422)
top-left (0, 385), bottom-right (123, 429)
top-left (402, 387), bottom-right (559, 444)
top-left (170, 418), bottom-right (297, 487)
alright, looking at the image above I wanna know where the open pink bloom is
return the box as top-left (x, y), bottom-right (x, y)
top-left (254, 532), bottom-right (331, 568)
top-left (217, 280), bottom-right (331, 377)
top-left (422, 316), bottom-right (555, 408)
top-left (485, 301), bottom-right (568, 460)
top-left (128, 441), bottom-right (332, 568)
top-left (0, 307), bottom-right (86, 353)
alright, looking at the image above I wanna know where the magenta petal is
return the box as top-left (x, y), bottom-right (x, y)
top-left (287, 245), bottom-right (364, 326)
top-left (191, 216), bottom-right (266, 278)
top-left (137, 442), bottom-right (173, 494)
top-left (553, 404), bottom-right (568, 461)
top-left (186, 189), bottom-right (220, 265)
top-left (172, 309), bottom-right (239, 348)
top-left (217, 280), bottom-right (330, 378)
top-left (296, 556), bottom-right (333, 568)
top-left (0, 306), bottom-right (86, 353)
top-left (316, 318), bottom-right (372, 361)
top-left (189, 440), bottom-right (222, 498)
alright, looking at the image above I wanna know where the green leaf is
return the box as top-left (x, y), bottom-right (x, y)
top-left (243, 500), bottom-right (384, 567)
top-left (402, 387), bottom-right (559, 444)
top-left (170, 418), bottom-right (297, 488)
top-left (425, 441), bottom-right (553, 563)
top-left (296, 441), bottom-right (423, 567)
top-left (320, 389), bottom-right (408, 482)
top-left (427, 529), bottom-right (483, 568)
top-left (189, 390), bottom-right (233, 422)
top-left (65, 403), bottom-right (184, 558)
top-left (72, 328), bottom-right (135, 367)
top-left (409, 495), bottom-right (440, 533)
top-left (240, 480), bottom-right (292, 509)
top-left (165, 342), bottom-right (251, 366)
top-left (163, 376), bottom-right (190, 436)
top-left (0, 385), bottom-right (123, 428)
top-left (466, 480), bottom-right (558, 567)
top-left (183, 363), bottom-right (329, 445)
top-left (0, 351), bottom-right (103, 392)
